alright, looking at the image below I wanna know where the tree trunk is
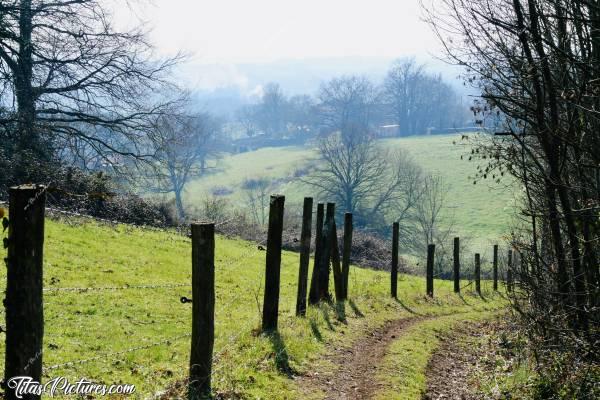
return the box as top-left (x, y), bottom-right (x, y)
top-left (175, 188), bottom-right (185, 221)
top-left (14, 0), bottom-right (42, 183)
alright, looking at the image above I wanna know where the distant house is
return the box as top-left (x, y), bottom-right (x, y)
top-left (375, 124), bottom-right (401, 138)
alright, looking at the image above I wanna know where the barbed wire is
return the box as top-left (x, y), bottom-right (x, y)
top-left (43, 332), bottom-right (192, 373)
top-left (39, 238), bottom-right (267, 371)
top-left (42, 278), bottom-right (265, 380)
top-left (43, 283), bottom-right (191, 293)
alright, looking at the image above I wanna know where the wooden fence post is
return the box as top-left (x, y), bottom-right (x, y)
top-left (493, 245), bottom-right (499, 291)
top-left (341, 213), bottom-right (353, 300)
top-left (330, 221), bottom-right (344, 302)
top-left (262, 195), bottom-right (285, 332)
top-left (391, 222), bottom-right (399, 298)
top-left (318, 203), bottom-right (335, 301)
top-left (475, 253), bottom-right (481, 295)
top-left (4, 185), bottom-right (46, 400)
top-left (295, 197), bottom-right (313, 316)
top-left (308, 203), bottom-right (324, 305)
top-left (189, 223), bottom-right (215, 399)
top-left (427, 244), bottom-right (435, 297)
top-left (453, 237), bottom-right (460, 293)
top-left (507, 249), bottom-right (513, 293)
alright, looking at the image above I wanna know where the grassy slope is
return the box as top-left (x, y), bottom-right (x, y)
top-left (0, 217), bottom-right (505, 399)
top-left (184, 134), bottom-right (517, 255)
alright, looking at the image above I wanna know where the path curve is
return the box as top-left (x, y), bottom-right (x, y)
top-left (299, 315), bottom-right (428, 399)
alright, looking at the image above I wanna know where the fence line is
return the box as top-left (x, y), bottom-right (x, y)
top-left (2, 189), bottom-right (510, 399)
top-left (43, 333), bottom-right (192, 373)
top-left (43, 283), bottom-right (191, 292)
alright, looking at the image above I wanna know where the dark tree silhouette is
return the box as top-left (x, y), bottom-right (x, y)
top-left (0, 0), bottom-right (180, 183)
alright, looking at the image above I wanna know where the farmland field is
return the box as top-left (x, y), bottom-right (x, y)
top-left (0, 216), bottom-right (505, 399)
top-left (184, 134), bottom-right (518, 255)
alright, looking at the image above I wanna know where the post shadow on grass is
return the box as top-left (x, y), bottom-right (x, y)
top-left (457, 289), bottom-right (488, 305)
top-left (319, 304), bottom-right (335, 331)
top-left (393, 297), bottom-right (421, 316)
top-left (309, 319), bottom-right (323, 342)
top-left (477, 290), bottom-right (489, 302)
top-left (266, 332), bottom-right (296, 377)
top-left (347, 299), bottom-right (364, 318)
top-left (334, 301), bottom-right (347, 323)
top-left (457, 292), bottom-right (471, 305)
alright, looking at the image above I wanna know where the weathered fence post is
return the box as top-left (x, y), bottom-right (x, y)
top-left (507, 249), bottom-right (514, 293)
top-left (330, 221), bottom-right (344, 302)
top-left (295, 197), bottom-right (313, 316)
top-left (341, 213), bottom-right (353, 300)
top-left (262, 195), bottom-right (285, 332)
top-left (493, 245), bottom-right (499, 291)
top-left (308, 203), bottom-right (324, 305)
top-left (189, 223), bottom-right (215, 399)
top-left (391, 222), bottom-right (399, 298)
top-left (4, 185), bottom-right (46, 400)
top-left (475, 253), bottom-right (481, 295)
top-left (453, 237), bottom-right (460, 293)
top-left (427, 244), bottom-right (435, 297)
top-left (318, 203), bottom-right (335, 301)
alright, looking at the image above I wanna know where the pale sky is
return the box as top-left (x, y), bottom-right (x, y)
top-left (115, 0), bottom-right (447, 92)
top-left (137, 0), bottom-right (441, 63)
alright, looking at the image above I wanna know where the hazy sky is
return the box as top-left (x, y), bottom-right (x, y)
top-left (136, 0), bottom-right (441, 63)
top-left (115, 0), bottom-right (448, 93)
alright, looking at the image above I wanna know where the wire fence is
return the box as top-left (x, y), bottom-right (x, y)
top-left (34, 235), bottom-right (269, 379)
top-left (1, 192), bottom-right (508, 398)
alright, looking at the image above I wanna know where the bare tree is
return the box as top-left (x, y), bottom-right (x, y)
top-left (0, 0), bottom-right (180, 183)
top-left (256, 82), bottom-right (287, 137)
top-left (287, 94), bottom-right (318, 133)
top-left (383, 58), bottom-right (466, 135)
top-left (318, 75), bottom-right (379, 140)
top-left (415, 175), bottom-right (449, 246)
top-left (307, 131), bottom-right (423, 232)
top-left (423, 0), bottom-right (600, 388)
top-left (241, 177), bottom-right (273, 226)
top-left (414, 174), bottom-right (454, 270)
top-left (384, 59), bottom-right (424, 135)
top-left (236, 105), bottom-right (259, 137)
top-left (146, 112), bottom-right (220, 220)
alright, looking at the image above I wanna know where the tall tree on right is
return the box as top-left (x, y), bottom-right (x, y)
top-left (424, 0), bottom-right (599, 393)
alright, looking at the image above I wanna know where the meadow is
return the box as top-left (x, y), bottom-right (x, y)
top-left (184, 134), bottom-right (518, 260)
top-left (0, 216), bottom-right (505, 399)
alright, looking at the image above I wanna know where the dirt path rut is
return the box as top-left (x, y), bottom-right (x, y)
top-left (299, 316), bottom-right (426, 399)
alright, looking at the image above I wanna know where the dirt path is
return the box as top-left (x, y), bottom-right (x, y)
top-left (299, 316), bottom-right (427, 399)
top-left (423, 320), bottom-right (497, 400)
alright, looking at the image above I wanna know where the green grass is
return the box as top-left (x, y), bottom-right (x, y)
top-left (183, 134), bottom-right (517, 255)
top-left (0, 216), bottom-right (505, 398)
top-left (184, 145), bottom-right (316, 207)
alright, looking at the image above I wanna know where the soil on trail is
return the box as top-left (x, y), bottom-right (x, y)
top-left (299, 316), bottom-right (427, 400)
top-left (423, 320), bottom-right (496, 400)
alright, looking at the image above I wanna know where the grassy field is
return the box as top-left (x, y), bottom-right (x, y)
top-left (183, 134), bottom-right (518, 259)
top-left (0, 216), bottom-right (505, 399)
